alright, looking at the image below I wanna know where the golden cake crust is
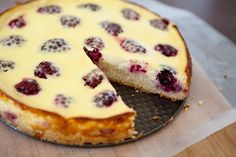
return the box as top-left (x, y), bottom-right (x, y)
top-left (0, 90), bottom-right (135, 145)
top-left (175, 25), bottom-right (192, 98)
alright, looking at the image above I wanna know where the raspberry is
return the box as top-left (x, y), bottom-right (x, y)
top-left (8, 16), bottom-right (26, 28)
top-left (53, 94), bottom-right (73, 108)
top-left (122, 8), bottom-right (140, 20)
top-left (83, 47), bottom-right (102, 63)
top-left (120, 39), bottom-right (146, 53)
top-left (94, 91), bottom-right (118, 107)
top-left (41, 38), bottom-right (70, 53)
top-left (84, 37), bottom-right (105, 51)
top-left (0, 60), bottom-right (15, 72)
top-left (15, 78), bottom-right (41, 95)
top-left (77, 3), bottom-right (101, 11)
top-left (60, 15), bottom-right (80, 28)
top-left (156, 69), bottom-right (181, 92)
top-left (129, 64), bottom-right (147, 73)
top-left (154, 44), bottom-right (178, 57)
top-left (101, 21), bottom-right (123, 36)
top-left (0, 35), bottom-right (25, 47)
top-left (83, 69), bottom-right (104, 88)
top-left (2, 112), bottom-right (17, 124)
top-left (34, 61), bottom-right (59, 79)
top-left (37, 5), bottom-right (62, 14)
top-left (150, 18), bottom-right (170, 30)
top-left (83, 37), bottom-right (104, 63)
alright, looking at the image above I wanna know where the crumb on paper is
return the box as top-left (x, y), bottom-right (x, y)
top-left (152, 115), bottom-right (160, 121)
top-left (198, 100), bottom-right (203, 105)
top-left (135, 89), bottom-right (140, 93)
top-left (224, 74), bottom-right (228, 80)
top-left (183, 104), bottom-right (190, 111)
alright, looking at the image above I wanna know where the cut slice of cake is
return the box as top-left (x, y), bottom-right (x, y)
top-left (0, 0), bottom-right (191, 145)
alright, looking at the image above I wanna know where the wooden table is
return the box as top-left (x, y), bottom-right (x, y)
top-left (158, 0), bottom-right (236, 156)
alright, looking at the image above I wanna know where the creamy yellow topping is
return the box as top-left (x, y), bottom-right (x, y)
top-left (0, 0), bottom-right (188, 119)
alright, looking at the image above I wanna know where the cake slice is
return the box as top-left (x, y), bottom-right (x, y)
top-left (0, 0), bottom-right (191, 145)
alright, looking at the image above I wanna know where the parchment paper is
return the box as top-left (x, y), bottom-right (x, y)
top-left (0, 0), bottom-right (236, 157)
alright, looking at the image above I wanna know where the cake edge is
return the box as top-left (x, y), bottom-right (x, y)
top-left (174, 25), bottom-right (192, 99)
top-left (0, 90), bottom-right (135, 145)
top-left (127, 0), bottom-right (192, 100)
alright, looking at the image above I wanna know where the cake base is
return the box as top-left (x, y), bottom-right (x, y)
top-left (0, 91), bottom-right (135, 145)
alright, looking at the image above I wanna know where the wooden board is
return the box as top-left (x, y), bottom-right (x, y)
top-left (0, 59), bottom-right (235, 157)
top-left (175, 122), bottom-right (236, 157)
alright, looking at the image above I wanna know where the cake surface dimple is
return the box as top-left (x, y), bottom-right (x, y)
top-left (0, 0), bottom-right (191, 145)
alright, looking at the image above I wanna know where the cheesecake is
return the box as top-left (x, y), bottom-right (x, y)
top-left (0, 0), bottom-right (191, 145)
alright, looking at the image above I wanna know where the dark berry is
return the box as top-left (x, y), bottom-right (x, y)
top-left (83, 47), bottom-right (102, 63)
top-left (120, 39), bottom-right (146, 53)
top-left (94, 91), bottom-right (118, 107)
top-left (84, 37), bottom-right (104, 51)
top-left (53, 94), bottom-right (73, 108)
top-left (60, 15), bottom-right (80, 28)
top-left (0, 35), bottom-right (25, 47)
top-left (129, 64), bottom-right (147, 73)
top-left (156, 70), bottom-right (181, 92)
top-left (8, 16), bottom-right (26, 28)
top-left (15, 78), bottom-right (41, 95)
top-left (0, 60), bottom-right (15, 72)
top-left (157, 70), bottom-right (176, 86)
top-left (122, 8), bottom-right (140, 20)
top-left (2, 112), bottom-right (17, 124)
top-left (77, 3), bottom-right (101, 11)
top-left (83, 69), bottom-right (104, 88)
top-left (154, 44), bottom-right (178, 57)
top-left (34, 61), bottom-right (59, 79)
top-left (41, 38), bottom-right (70, 53)
top-left (150, 18), bottom-right (170, 30)
top-left (101, 21), bottom-right (123, 36)
top-left (37, 5), bottom-right (62, 14)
